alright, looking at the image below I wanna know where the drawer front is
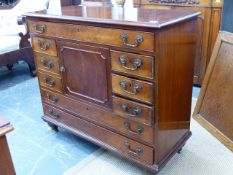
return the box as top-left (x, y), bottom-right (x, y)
top-left (41, 89), bottom-right (154, 144)
top-left (32, 37), bottom-right (57, 56)
top-left (111, 50), bottom-right (154, 79)
top-left (34, 53), bottom-right (60, 75)
top-left (43, 103), bottom-right (154, 164)
top-left (113, 96), bottom-right (153, 126)
top-left (38, 72), bottom-right (63, 93)
top-left (112, 74), bottom-right (153, 104)
top-left (28, 21), bottom-right (154, 52)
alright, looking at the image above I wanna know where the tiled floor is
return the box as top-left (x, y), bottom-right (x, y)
top-left (0, 62), bottom-right (200, 175)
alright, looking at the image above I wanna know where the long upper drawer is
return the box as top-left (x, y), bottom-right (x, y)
top-left (28, 20), bottom-right (154, 52)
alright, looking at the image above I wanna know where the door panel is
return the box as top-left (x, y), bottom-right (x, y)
top-left (58, 41), bottom-right (112, 107)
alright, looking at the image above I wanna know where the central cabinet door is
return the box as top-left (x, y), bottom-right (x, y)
top-left (58, 41), bottom-right (112, 107)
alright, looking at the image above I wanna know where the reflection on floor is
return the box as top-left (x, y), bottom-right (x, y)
top-left (0, 62), bottom-right (200, 175)
top-left (0, 63), bottom-right (99, 175)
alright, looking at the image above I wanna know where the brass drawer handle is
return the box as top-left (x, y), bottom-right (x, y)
top-left (121, 32), bottom-right (143, 48)
top-left (40, 57), bottom-right (54, 69)
top-left (120, 80), bottom-right (142, 95)
top-left (121, 104), bottom-right (142, 117)
top-left (46, 92), bottom-right (58, 103)
top-left (43, 77), bottom-right (56, 87)
top-left (48, 108), bottom-right (61, 118)
top-left (38, 39), bottom-right (50, 51)
top-left (124, 141), bottom-right (143, 155)
top-left (124, 121), bottom-right (144, 135)
top-left (33, 23), bottom-right (46, 34)
top-left (119, 56), bottom-right (142, 71)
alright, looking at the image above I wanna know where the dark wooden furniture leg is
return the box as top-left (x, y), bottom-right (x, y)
top-left (0, 118), bottom-right (15, 175)
top-left (0, 136), bottom-right (15, 175)
top-left (21, 47), bottom-right (36, 77)
top-left (18, 24), bottom-right (37, 76)
top-left (47, 122), bottom-right (59, 131)
top-left (6, 64), bottom-right (14, 70)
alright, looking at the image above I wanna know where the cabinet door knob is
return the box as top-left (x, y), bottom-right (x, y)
top-left (33, 23), bottom-right (46, 34)
top-left (121, 32), bottom-right (143, 48)
top-left (119, 56), bottom-right (142, 71)
top-left (60, 66), bottom-right (65, 73)
top-left (124, 141), bottom-right (143, 155)
top-left (124, 121), bottom-right (144, 135)
top-left (120, 80), bottom-right (142, 95)
top-left (121, 104), bottom-right (142, 117)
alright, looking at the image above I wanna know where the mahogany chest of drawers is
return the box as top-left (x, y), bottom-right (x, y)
top-left (25, 6), bottom-right (199, 173)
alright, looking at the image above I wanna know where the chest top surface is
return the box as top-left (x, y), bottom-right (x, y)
top-left (24, 5), bottom-right (200, 28)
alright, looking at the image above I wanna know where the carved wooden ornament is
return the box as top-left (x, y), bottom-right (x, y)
top-left (148, 0), bottom-right (200, 4)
